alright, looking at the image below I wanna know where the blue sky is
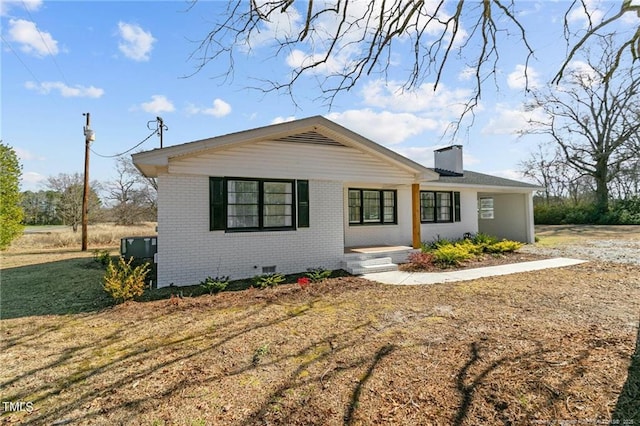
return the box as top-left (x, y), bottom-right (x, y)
top-left (2, 0), bottom-right (638, 191)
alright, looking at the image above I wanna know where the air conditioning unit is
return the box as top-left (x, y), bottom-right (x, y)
top-left (120, 236), bottom-right (157, 262)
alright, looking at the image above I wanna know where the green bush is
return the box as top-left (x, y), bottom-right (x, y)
top-left (305, 267), bottom-right (332, 282)
top-left (422, 236), bottom-right (456, 252)
top-left (199, 276), bottom-right (230, 295)
top-left (103, 257), bottom-right (150, 303)
top-left (534, 199), bottom-right (640, 225)
top-left (253, 273), bottom-right (286, 289)
top-left (471, 232), bottom-right (499, 247)
top-left (93, 249), bottom-right (111, 266)
top-left (432, 245), bottom-right (474, 266)
top-left (486, 240), bottom-right (523, 253)
top-left (457, 239), bottom-right (485, 256)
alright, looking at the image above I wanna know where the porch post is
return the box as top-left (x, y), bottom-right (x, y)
top-left (412, 183), bottom-right (421, 249)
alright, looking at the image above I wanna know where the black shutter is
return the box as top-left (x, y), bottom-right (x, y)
top-left (297, 180), bottom-right (309, 228)
top-left (454, 191), bottom-right (461, 222)
top-left (210, 177), bottom-right (225, 230)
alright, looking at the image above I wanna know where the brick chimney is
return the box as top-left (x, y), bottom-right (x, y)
top-left (434, 145), bottom-right (463, 176)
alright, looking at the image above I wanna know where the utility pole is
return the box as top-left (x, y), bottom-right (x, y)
top-left (157, 116), bottom-right (164, 148)
top-left (81, 113), bottom-right (95, 251)
top-left (148, 116), bottom-right (168, 149)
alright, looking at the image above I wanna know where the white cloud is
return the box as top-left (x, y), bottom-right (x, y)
top-left (326, 109), bottom-right (439, 145)
top-left (487, 169), bottom-right (530, 182)
top-left (566, 0), bottom-right (605, 27)
top-left (186, 99), bottom-right (232, 118)
top-left (286, 49), bottom-right (347, 75)
top-left (458, 66), bottom-right (476, 81)
top-left (564, 60), bottom-right (600, 87)
top-left (361, 79), bottom-right (474, 117)
top-left (271, 116), bottom-right (296, 124)
top-left (507, 64), bottom-right (541, 90)
top-left (14, 147), bottom-right (44, 161)
top-left (8, 19), bottom-right (58, 57)
top-left (25, 81), bottom-right (104, 98)
top-left (481, 103), bottom-right (546, 135)
top-left (203, 99), bottom-right (232, 117)
top-left (275, 1), bottom-right (467, 78)
top-left (1, 0), bottom-right (43, 16)
top-left (393, 146), bottom-right (438, 167)
top-left (117, 22), bottom-right (155, 62)
top-left (21, 171), bottom-right (46, 188)
top-left (140, 95), bottom-right (175, 114)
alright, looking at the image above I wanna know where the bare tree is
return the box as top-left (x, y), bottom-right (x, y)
top-left (519, 144), bottom-right (597, 206)
top-left (106, 157), bottom-right (157, 225)
top-left (525, 36), bottom-right (640, 215)
top-left (190, 0), bottom-right (639, 117)
top-left (46, 173), bottom-right (102, 232)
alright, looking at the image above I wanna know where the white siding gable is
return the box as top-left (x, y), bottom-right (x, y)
top-left (168, 140), bottom-right (419, 184)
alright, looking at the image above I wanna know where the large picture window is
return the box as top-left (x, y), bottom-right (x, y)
top-left (210, 177), bottom-right (308, 231)
top-left (348, 189), bottom-right (396, 225)
top-left (420, 191), bottom-right (461, 223)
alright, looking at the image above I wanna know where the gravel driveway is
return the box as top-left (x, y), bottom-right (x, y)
top-left (520, 229), bottom-right (640, 265)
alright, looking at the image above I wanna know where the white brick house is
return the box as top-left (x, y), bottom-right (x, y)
top-left (132, 116), bottom-right (540, 287)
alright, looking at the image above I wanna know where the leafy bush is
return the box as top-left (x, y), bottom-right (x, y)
top-left (305, 267), bottom-right (331, 282)
top-left (486, 240), bottom-right (523, 253)
top-left (457, 239), bottom-right (485, 256)
top-left (297, 277), bottom-right (310, 289)
top-left (199, 275), bottom-right (230, 295)
top-left (103, 256), bottom-right (150, 303)
top-left (253, 273), bottom-right (286, 289)
top-left (422, 236), bottom-right (455, 252)
top-left (405, 251), bottom-right (436, 270)
top-left (432, 245), bottom-right (474, 266)
top-left (534, 199), bottom-right (640, 225)
top-left (471, 232), bottom-right (499, 247)
top-left (93, 249), bottom-right (111, 266)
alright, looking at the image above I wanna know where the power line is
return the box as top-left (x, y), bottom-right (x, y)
top-left (21, 0), bottom-right (69, 85)
top-left (1, 34), bottom-right (43, 85)
top-left (90, 130), bottom-right (157, 158)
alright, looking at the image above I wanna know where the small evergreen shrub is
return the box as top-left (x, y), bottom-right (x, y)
top-left (103, 256), bottom-right (150, 303)
top-left (457, 239), bottom-right (484, 256)
top-left (471, 232), bottom-right (499, 247)
top-left (305, 267), bottom-right (332, 282)
top-left (199, 276), bottom-right (230, 295)
top-left (253, 273), bottom-right (286, 289)
top-left (486, 240), bottom-right (523, 253)
top-left (93, 249), bottom-right (111, 266)
top-left (432, 245), bottom-right (474, 266)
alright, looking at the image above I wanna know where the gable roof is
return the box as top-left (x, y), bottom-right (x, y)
top-left (132, 115), bottom-right (439, 181)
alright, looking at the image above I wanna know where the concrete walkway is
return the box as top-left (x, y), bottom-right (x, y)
top-left (362, 257), bottom-right (587, 285)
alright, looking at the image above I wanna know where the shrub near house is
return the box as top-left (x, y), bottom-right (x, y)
top-left (406, 233), bottom-right (523, 270)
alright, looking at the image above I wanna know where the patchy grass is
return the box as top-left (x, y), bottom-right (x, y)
top-left (1, 225), bottom-right (639, 424)
top-left (10, 222), bottom-right (157, 250)
top-left (0, 255), bottom-right (112, 319)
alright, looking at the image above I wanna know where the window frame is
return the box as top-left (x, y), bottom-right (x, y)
top-left (348, 188), bottom-right (397, 226)
top-left (420, 190), bottom-right (461, 223)
top-left (210, 177), bottom-right (302, 232)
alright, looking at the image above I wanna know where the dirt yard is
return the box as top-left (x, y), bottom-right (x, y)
top-left (1, 226), bottom-right (639, 425)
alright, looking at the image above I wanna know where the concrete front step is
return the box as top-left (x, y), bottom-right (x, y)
top-left (341, 256), bottom-right (399, 275)
top-left (346, 263), bottom-right (399, 275)
top-left (344, 249), bottom-right (419, 265)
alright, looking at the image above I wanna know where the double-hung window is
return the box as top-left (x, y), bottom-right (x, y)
top-left (210, 177), bottom-right (309, 231)
top-left (348, 189), bottom-right (396, 225)
top-left (420, 191), bottom-right (461, 223)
